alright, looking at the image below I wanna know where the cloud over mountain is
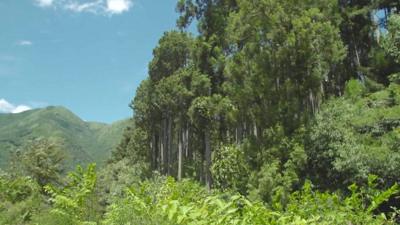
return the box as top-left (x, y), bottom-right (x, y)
top-left (0, 99), bottom-right (32, 114)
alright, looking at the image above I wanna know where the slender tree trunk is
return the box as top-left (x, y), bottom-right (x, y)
top-left (186, 125), bottom-right (190, 158)
top-left (184, 124), bottom-right (188, 157)
top-left (244, 122), bottom-right (247, 138)
top-left (235, 127), bottom-right (238, 144)
top-left (253, 122), bottom-right (258, 138)
top-left (156, 131), bottom-right (160, 172)
top-left (204, 128), bottom-right (212, 191)
top-left (160, 122), bottom-right (164, 173)
top-left (238, 123), bottom-right (244, 142)
top-left (352, 35), bottom-right (365, 83)
top-left (167, 115), bottom-right (173, 175)
top-left (309, 90), bottom-right (316, 114)
top-left (184, 122), bottom-right (190, 160)
top-left (162, 116), bottom-right (168, 174)
top-left (156, 133), bottom-right (160, 170)
top-left (178, 128), bottom-right (183, 180)
top-left (151, 133), bottom-right (157, 170)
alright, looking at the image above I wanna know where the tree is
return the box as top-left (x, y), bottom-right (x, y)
top-left (117, 0), bottom-right (400, 208)
top-left (12, 138), bottom-right (66, 187)
top-left (155, 68), bottom-right (211, 179)
top-left (225, 0), bottom-right (346, 135)
top-left (147, 31), bottom-right (194, 175)
top-left (177, 0), bottom-right (238, 94)
top-left (41, 164), bottom-right (99, 224)
top-left (149, 31), bottom-right (193, 82)
top-left (382, 14), bottom-right (400, 64)
top-left (188, 94), bottom-right (235, 189)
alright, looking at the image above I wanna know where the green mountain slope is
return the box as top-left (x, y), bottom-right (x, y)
top-left (0, 106), bottom-right (129, 169)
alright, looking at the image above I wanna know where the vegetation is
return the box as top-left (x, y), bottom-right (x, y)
top-left (0, 106), bottom-right (129, 169)
top-left (1, 0), bottom-right (400, 224)
top-left (0, 169), bottom-right (398, 224)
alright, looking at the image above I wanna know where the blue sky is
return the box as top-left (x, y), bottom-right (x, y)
top-left (0, 0), bottom-right (184, 123)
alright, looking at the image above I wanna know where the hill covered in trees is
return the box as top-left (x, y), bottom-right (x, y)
top-left (0, 106), bottom-right (129, 169)
top-left (1, 0), bottom-right (400, 224)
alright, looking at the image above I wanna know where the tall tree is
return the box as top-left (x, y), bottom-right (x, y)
top-left (225, 0), bottom-right (346, 135)
top-left (189, 94), bottom-right (235, 189)
top-left (147, 31), bottom-right (194, 174)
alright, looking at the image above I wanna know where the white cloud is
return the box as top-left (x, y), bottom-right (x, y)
top-left (34, 0), bottom-right (134, 15)
top-left (65, 0), bottom-right (102, 13)
top-left (106, 0), bottom-right (132, 14)
top-left (35, 0), bottom-right (54, 7)
top-left (0, 99), bottom-right (32, 114)
top-left (17, 40), bottom-right (33, 46)
top-left (0, 99), bottom-right (14, 113)
top-left (12, 105), bottom-right (32, 114)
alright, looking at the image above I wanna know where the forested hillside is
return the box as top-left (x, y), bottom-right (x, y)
top-left (0, 106), bottom-right (129, 169)
top-left (1, 0), bottom-right (400, 224)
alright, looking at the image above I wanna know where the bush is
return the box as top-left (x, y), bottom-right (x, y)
top-left (211, 145), bottom-right (250, 193)
top-left (34, 164), bottom-right (99, 225)
top-left (0, 175), bottom-right (42, 225)
top-left (104, 176), bottom-right (398, 225)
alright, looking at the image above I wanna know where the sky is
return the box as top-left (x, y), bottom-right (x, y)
top-left (0, 0), bottom-right (186, 123)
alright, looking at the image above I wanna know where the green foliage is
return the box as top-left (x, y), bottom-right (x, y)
top-left (122, 3), bottom-right (399, 217)
top-left (103, 176), bottom-right (206, 225)
top-left (96, 159), bottom-right (148, 206)
top-left (1, 163), bottom-right (397, 225)
top-left (149, 31), bottom-right (193, 82)
top-left (345, 79), bottom-right (366, 98)
top-left (38, 163), bottom-right (99, 225)
top-left (188, 94), bottom-right (236, 129)
top-left (105, 177), bottom-right (398, 225)
top-left (11, 138), bottom-right (66, 187)
top-left (225, 0), bottom-right (346, 132)
top-left (211, 145), bottom-right (249, 193)
top-left (285, 178), bottom-right (398, 225)
top-left (382, 14), bottom-right (400, 64)
top-left (0, 174), bottom-right (42, 225)
top-left (244, 126), bottom-right (307, 208)
top-left (308, 83), bottom-right (400, 188)
top-left (3, 1), bottom-right (400, 224)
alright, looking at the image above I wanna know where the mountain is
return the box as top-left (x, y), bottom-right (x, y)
top-left (0, 106), bottom-right (130, 169)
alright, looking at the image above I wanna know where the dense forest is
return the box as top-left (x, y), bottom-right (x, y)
top-left (1, 0), bottom-right (400, 224)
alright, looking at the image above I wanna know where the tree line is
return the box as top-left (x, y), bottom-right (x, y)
top-left (112, 0), bottom-right (400, 201)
